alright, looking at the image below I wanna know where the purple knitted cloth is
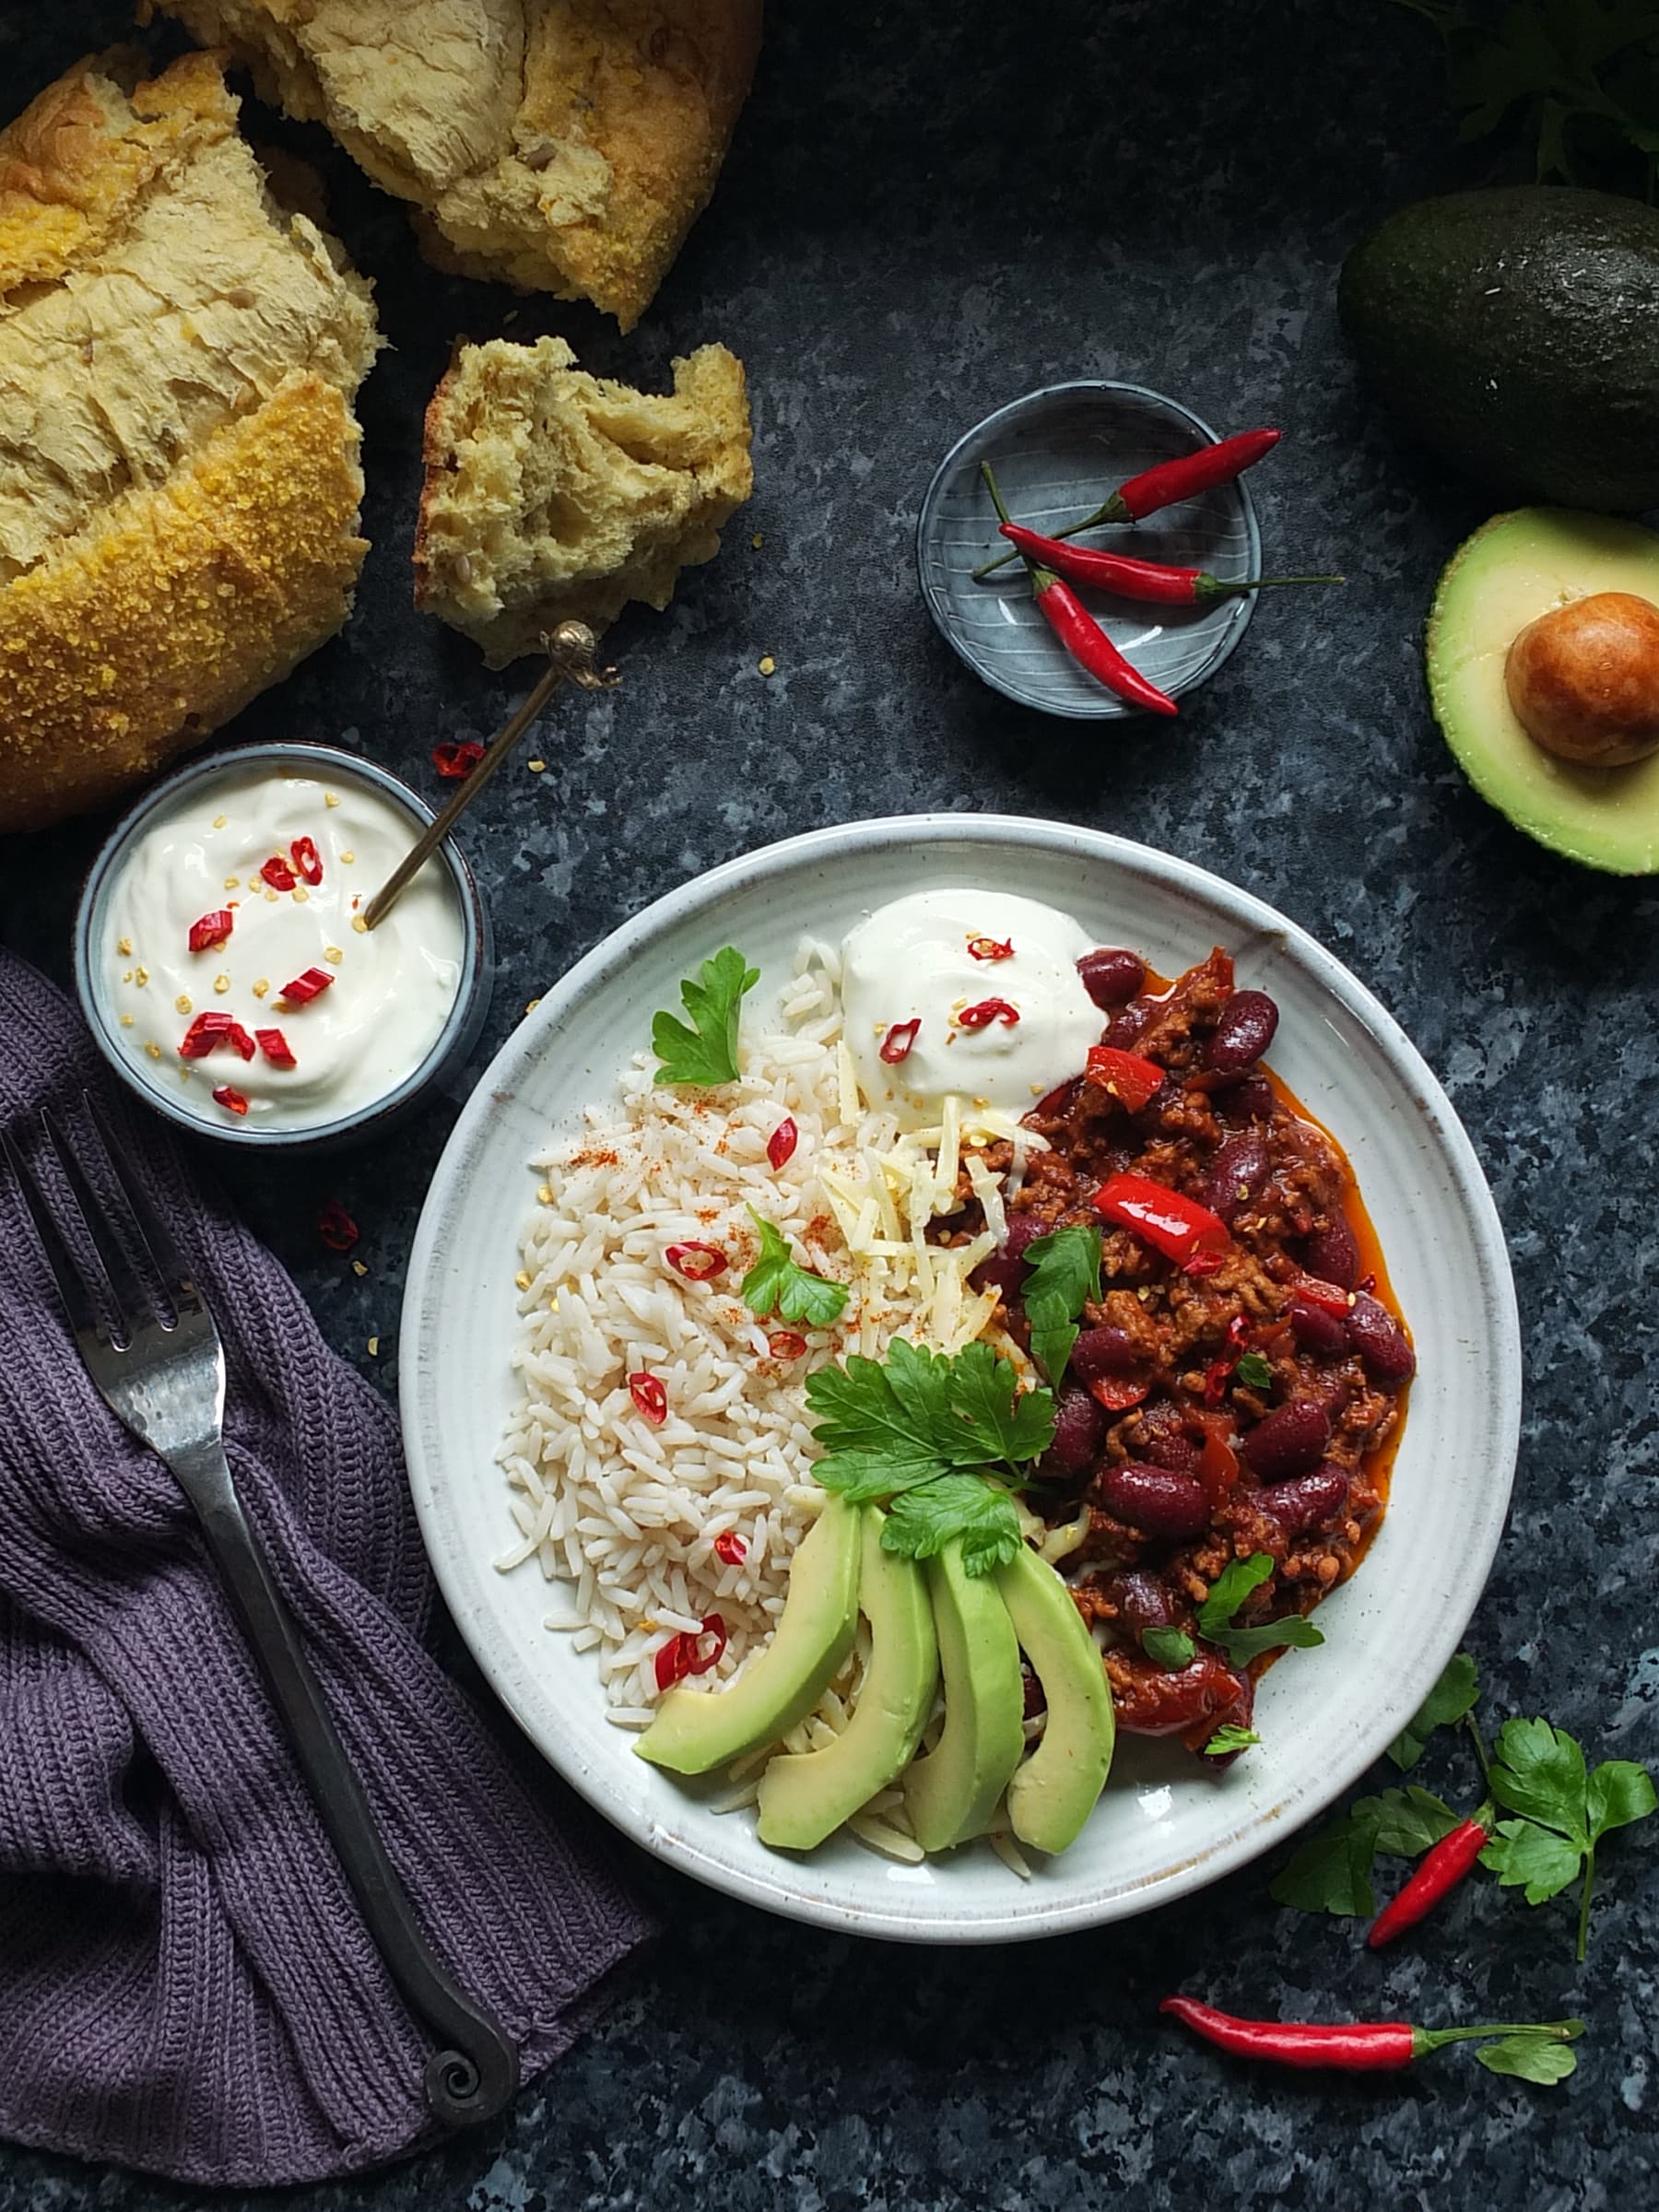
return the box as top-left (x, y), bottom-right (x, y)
top-left (0, 951), bottom-right (654, 2186)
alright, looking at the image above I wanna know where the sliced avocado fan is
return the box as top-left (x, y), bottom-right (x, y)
top-left (994, 1542), bottom-right (1116, 1856)
top-left (903, 1538), bottom-right (1027, 1853)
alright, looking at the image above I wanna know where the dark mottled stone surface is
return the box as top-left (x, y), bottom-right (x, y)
top-left (3, 2), bottom-right (1656, 2205)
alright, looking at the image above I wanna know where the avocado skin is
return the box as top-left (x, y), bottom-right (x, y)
top-left (1339, 187), bottom-right (1659, 513)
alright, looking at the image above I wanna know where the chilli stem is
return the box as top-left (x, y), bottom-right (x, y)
top-left (1577, 1845), bottom-right (1596, 1964)
top-left (972, 500), bottom-right (1114, 581)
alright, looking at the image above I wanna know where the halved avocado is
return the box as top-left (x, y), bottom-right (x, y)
top-left (1427, 508), bottom-right (1659, 874)
top-left (756, 1509), bottom-right (939, 1851)
top-left (902, 1539), bottom-right (1027, 1853)
top-left (634, 1496), bottom-right (861, 1776)
top-left (994, 1543), bottom-right (1115, 1856)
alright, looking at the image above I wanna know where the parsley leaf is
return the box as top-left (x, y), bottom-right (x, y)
top-left (1203, 1724), bottom-right (1260, 1757)
top-left (805, 1338), bottom-right (1056, 1574)
top-left (1478, 1716), bottom-right (1657, 1958)
top-left (1475, 2036), bottom-right (1579, 2086)
top-left (740, 1210), bottom-right (850, 1329)
top-left (1142, 1627), bottom-right (1196, 1672)
top-left (1587, 1759), bottom-right (1659, 1840)
top-left (1196, 1552), bottom-right (1324, 1667)
top-left (1366, 1785), bottom-right (1462, 1857)
top-left (1388, 1649), bottom-right (1481, 1770)
top-left (1481, 1819), bottom-right (1585, 1905)
top-left (881, 1473), bottom-right (1023, 1576)
top-left (651, 947), bottom-right (759, 1086)
top-left (1488, 1716), bottom-right (1588, 1838)
top-left (1270, 1812), bottom-right (1382, 1916)
top-left (1234, 1349), bottom-right (1274, 1391)
top-left (1021, 1226), bottom-right (1102, 1387)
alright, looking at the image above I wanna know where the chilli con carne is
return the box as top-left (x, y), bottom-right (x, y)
top-left (951, 944), bottom-right (1415, 1758)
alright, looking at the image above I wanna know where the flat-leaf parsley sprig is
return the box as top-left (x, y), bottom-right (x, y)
top-left (804, 1338), bottom-right (1054, 1574)
top-left (1197, 1553), bottom-right (1325, 1667)
top-left (652, 947), bottom-right (759, 1086)
top-left (1020, 1224), bottom-right (1102, 1387)
top-left (740, 1210), bottom-right (850, 1329)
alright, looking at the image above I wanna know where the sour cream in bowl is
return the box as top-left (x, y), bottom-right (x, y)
top-left (75, 744), bottom-right (490, 1148)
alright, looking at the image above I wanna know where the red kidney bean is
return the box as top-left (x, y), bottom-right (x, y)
top-left (1021, 1665), bottom-right (1047, 1720)
top-left (1135, 1399), bottom-right (1200, 1472)
top-left (1345, 1291), bottom-right (1417, 1382)
top-left (1204, 989), bottom-right (1279, 1076)
top-left (1300, 1210), bottom-right (1359, 1288)
top-left (1077, 947), bottom-right (1145, 1008)
top-left (1240, 1398), bottom-right (1330, 1481)
top-left (1070, 1324), bottom-right (1141, 1382)
top-left (1096, 1462), bottom-right (1212, 1542)
top-left (1261, 1461), bottom-right (1350, 1535)
top-left (1288, 1296), bottom-right (1349, 1359)
top-left (1049, 1385), bottom-right (1107, 1474)
top-left (1227, 1074), bottom-right (1277, 1123)
top-left (969, 1210), bottom-right (1045, 1302)
top-left (1100, 1570), bottom-right (1176, 1639)
top-left (1105, 1003), bottom-right (1148, 1049)
top-left (1205, 1132), bottom-right (1270, 1224)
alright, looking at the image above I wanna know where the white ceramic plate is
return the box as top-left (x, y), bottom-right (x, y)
top-left (401, 817), bottom-right (1520, 1943)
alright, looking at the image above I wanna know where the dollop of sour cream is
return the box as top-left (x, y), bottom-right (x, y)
top-left (841, 889), bottom-right (1102, 1127)
top-left (100, 766), bottom-right (465, 1132)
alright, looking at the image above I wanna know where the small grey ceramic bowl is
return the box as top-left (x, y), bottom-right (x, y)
top-left (916, 382), bottom-right (1263, 719)
top-left (74, 742), bottom-right (492, 1151)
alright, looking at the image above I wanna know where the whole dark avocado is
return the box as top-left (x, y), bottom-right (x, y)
top-left (1339, 187), bottom-right (1659, 513)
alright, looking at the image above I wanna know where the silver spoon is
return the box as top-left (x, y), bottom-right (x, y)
top-left (362, 620), bottom-right (619, 931)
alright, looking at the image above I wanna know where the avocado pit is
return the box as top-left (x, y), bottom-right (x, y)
top-left (1504, 591), bottom-right (1659, 768)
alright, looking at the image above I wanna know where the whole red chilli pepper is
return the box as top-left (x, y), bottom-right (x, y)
top-left (997, 524), bottom-right (1342, 606)
top-left (1160, 1995), bottom-right (1583, 2074)
top-left (1368, 1815), bottom-right (1492, 1948)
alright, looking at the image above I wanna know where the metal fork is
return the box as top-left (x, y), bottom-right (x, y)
top-left (2, 1100), bottom-right (519, 2129)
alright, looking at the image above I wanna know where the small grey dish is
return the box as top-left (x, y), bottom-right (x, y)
top-left (74, 742), bottom-right (492, 1152)
top-left (916, 382), bottom-right (1263, 719)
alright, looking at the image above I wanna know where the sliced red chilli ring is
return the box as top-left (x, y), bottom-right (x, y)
top-left (629, 1371), bottom-right (668, 1425)
top-left (318, 1199), bottom-right (359, 1252)
top-left (767, 1330), bottom-right (807, 1360)
top-left (178, 1012), bottom-right (239, 1059)
top-left (713, 1531), bottom-right (747, 1566)
top-left (187, 909), bottom-right (234, 954)
top-left (211, 1085), bottom-right (249, 1116)
top-left (957, 998), bottom-right (1020, 1030)
top-left (223, 1021), bottom-right (256, 1062)
top-left (277, 967), bottom-right (335, 1006)
top-left (255, 1027), bottom-right (296, 1069)
top-left (260, 854), bottom-right (298, 892)
top-left (879, 1018), bottom-right (921, 1064)
top-left (433, 740), bottom-right (485, 780)
top-left (653, 1614), bottom-right (728, 1690)
top-left (967, 934), bottom-right (1014, 961)
top-left (290, 835), bottom-right (324, 887)
top-left (767, 1116), bottom-right (798, 1170)
top-left (665, 1241), bottom-right (727, 1281)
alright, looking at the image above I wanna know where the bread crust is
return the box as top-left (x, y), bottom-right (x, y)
top-left (158, 1), bottom-right (763, 328)
top-left (0, 373), bottom-right (367, 832)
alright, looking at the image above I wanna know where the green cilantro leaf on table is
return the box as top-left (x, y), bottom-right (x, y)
top-left (1393, 0), bottom-right (1659, 199)
top-left (1020, 1225), bottom-right (1103, 1387)
top-left (651, 946), bottom-right (759, 1085)
top-left (1203, 1724), bottom-right (1262, 1758)
top-left (1196, 1552), bottom-right (1325, 1667)
top-left (805, 1338), bottom-right (1054, 1574)
top-left (1388, 1649), bottom-right (1482, 1770)
top-left (740, 1210), bottom-right (850, 1328)
top-left (1479, 1715), bottom-right (1657, 1959)
top-left (1142, 1627), bottom-right (1196, 1672)
top-left (1234, 1349), bottom-right (1275, 1391)
top-left (1269, 1785), bottom-right (1461, 1915)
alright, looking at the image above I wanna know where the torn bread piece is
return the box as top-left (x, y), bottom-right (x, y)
top-left (414, 335), bottom-right (753, 666)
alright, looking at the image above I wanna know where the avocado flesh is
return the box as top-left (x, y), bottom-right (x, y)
top-left (994, 1544), bottom-right (1115, 1855)
top-left (1427, 508), bottom-right (1659, 875)
top-left (756, 1511), bottom-right (940, 1852)
top-left (902, 1540), bottom-right (1027, 1853)
top-left (635, 1496), bottom-right (861, 1777)
top-left (1339, 187), bottom-right (1659, 512)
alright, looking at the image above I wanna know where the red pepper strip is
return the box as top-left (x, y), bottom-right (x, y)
top-left (278, 967), bottom-right (334, 1006)
top-left (1195, 1427), bottom-right (1240, 1507)
top-left (957, 997), bottom-right (1019, 1030)
top-left (1095, 1171), bottom-right (1229, 1271)
top-left (1085, 1043), bottom-right (1164, 1112)
top-left (1368, 1816), bottom-right (1492, 1949)
top-left (187, 909), bottom-right (234, 953)
top-left (318, 1200), bottom-right (359, 1252)
top-left (1000, 525), bottom-right (1340, 606)
top-left (766, 1117), bottom-right (798, 1170)
top-left (260, 855), bottom-right (298, 892)
top-left (1292, 1271), bottom-right (1353, 1317)
top-left (1108, 429), bottom-right (1283, 523)
top-left (629, 1371), bottom-right (668, 1425)
top-left (1087, 1375), bottom-right (1147, 1413)
top-left (879, 1018), bottom-right (920, 1065)
top-left (665, 1241), bottom-right (727, 1281)
top-left (290, 835), bottom-right (324, 887)
top-left (1034, 572), bottom-right (1180, 716)
top-left (713, 1531), bottom-right (747, 1566)
top-left (1160, 1995), bottom-right (1583, 2074)
top-left (967, 934), bottom-right (1014, 961)
top-left (255, 1027), bottom-right (296, 1068)
top-left (211, 1085), bottom-right (250, 1116)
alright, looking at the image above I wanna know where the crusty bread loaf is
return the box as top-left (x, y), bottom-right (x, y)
top-left (0, 48), bottom-right (380, 832)
top-left (413, 335), bottom-right (752, 666)
top-left (153, 0), bottom-right (762, 330)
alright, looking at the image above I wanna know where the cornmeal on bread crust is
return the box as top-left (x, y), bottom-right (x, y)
top-left (0, 48), bottom-right (379, 832)
top-left (153, 0), bottom-right (762, 331)
top-left (414, 335), bottom-right (752, 666)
